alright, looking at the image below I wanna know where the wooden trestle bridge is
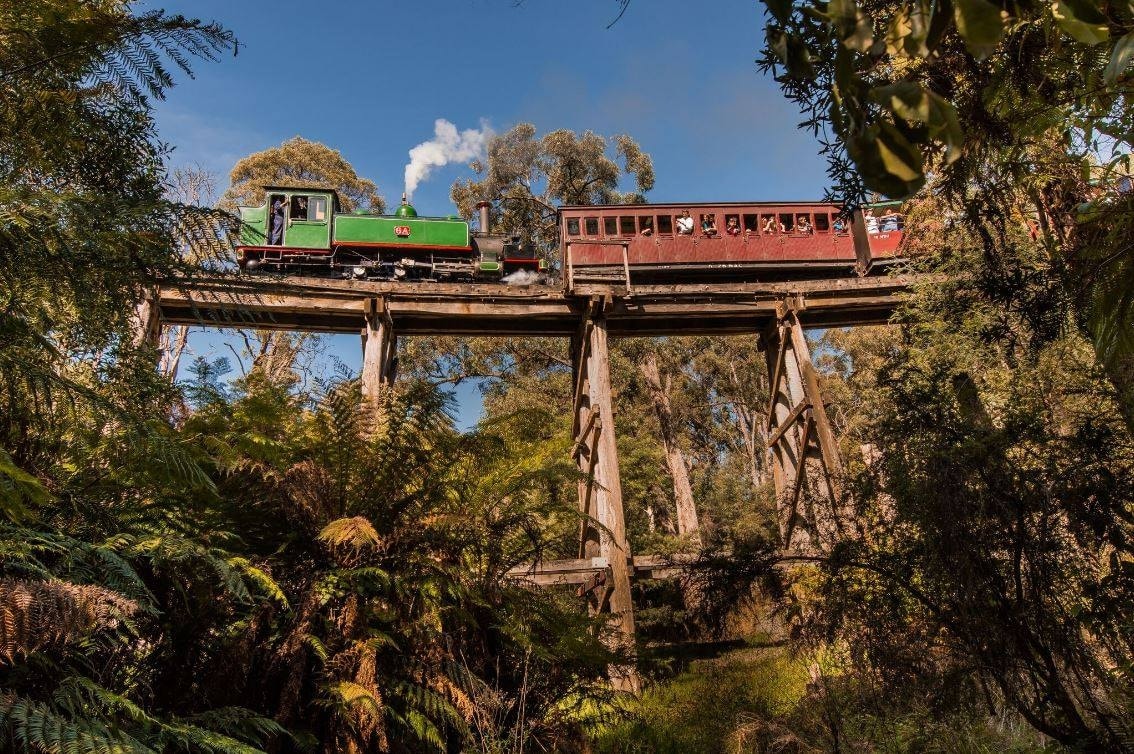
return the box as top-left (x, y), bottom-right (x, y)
top-left (137, 270), bottom-right (928, 692)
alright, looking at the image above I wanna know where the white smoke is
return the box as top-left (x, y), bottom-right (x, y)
top-left (502, 269), bottom-right (543, 286)
top-left (404, 119), bottom-right (492, 198)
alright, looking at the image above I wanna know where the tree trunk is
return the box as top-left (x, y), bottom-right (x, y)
top-left (728, 361), bottom-right (767, 491)
top-left (159, 325), bottom-right (189, 380)
top-left (639, 351), bottom-right (700, 540)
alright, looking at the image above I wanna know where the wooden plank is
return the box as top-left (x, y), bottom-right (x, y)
top-left (787, 311), bottom-right (845, 494)
top-left (788, 415), bottom-right (813, 529)
top-left (576, 419), bottom-right (601, 559)
top-left (159, 281), bottom-right (914, 335)
top-left (764, 324), bottom-right (789, 430)
top-left (506, 553), bottom-right (700, 586)
top-left (766, 398), bottom-right (810, 448)
top-left (585, 312), bottom-right (640, 693)
top-left (571, 409), bottom-right (599, 460)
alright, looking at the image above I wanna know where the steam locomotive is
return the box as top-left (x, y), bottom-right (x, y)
top-left (236, 187), bottom-right (545, 282)
top-left (234, 187), bottom-right (902, 283)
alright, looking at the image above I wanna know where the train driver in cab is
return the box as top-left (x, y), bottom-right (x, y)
top-left (269, 195), bottom-right (286, 245)
top-left (675, 210), bottom-right (695, 235)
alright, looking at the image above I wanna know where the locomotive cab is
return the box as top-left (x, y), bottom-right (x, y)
top-left (238, 186), bottom-right (339, 270)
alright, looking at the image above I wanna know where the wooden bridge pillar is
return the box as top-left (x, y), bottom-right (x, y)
top-left (761, 298), bottom-right (849, 554)
top-left (130, 287), bottom-right (163, 350)
top-left (571, 297), bottom-right (640, 694)
top-left (361, 297), bottom-right (396, 404)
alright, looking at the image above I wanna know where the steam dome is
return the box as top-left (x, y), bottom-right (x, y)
top-left (394, 192), bottom-right (418, 218)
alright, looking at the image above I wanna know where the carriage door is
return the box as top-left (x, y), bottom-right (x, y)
top-left (283, 192), bottom-right (332, 250)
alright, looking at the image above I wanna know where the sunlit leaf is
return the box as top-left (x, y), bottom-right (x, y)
top-left (1104, 31), bottom-right (1134, 84)
top-left (871, 81), bottom-right (964, 163)
top-left (886, 1), bottom-right (932, 57)
top-left (1052, 0), bottom-right (1109, 44)
top-left (829, 0), bottom-right (876, 52)
top-left (953, 0), bottom-right (1008, 57)
top-left (768, 28), bottom-right (816, 79)
top-left (847, 121), bottom-right (927, 198)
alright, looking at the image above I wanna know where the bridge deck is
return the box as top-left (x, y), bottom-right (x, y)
top-left (157, 273), bottom-right (928, 336)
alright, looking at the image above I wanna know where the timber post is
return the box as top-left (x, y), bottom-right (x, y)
top-left (571, 296), bottom-right (640, 694)
top-left (761, 296), bottom-right (849, 554)
top-left (130, 286), bottom-right (163, 351)
top-left (361, 296), bottom-right (397, 404)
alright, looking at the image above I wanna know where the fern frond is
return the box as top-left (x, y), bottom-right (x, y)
top-left (0, 578), bottom-right (137, 661)
top-left (318, 517), bottom-right (383, 553)
top-left (0, 693), bottom-right (154, 754)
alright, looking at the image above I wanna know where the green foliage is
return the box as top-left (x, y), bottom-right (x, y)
top-left (217, 136), bottom-right (384, 213)
top-left (449, 123), bottom-right (655, 258)
top-left (803, 211), bottom-right (1134, 749)
top-left (755, 0), bottom-right (1134, 432)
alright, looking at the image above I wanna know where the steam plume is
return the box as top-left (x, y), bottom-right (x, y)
top-left (404, 119), bottom-right (492, 198)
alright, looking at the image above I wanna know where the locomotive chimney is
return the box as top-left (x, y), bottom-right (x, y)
top-left (475, 201), bottom-right (491, 234)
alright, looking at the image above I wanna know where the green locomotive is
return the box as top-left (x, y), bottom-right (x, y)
top-left (236, 186), bottom-right (546, 281)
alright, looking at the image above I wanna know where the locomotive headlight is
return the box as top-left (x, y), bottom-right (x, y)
top-left (352, 266), bottom-right (366, 278)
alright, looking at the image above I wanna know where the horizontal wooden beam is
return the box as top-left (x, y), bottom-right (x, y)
top-left (158, 273), bottom-right (934, 337)
top-left (507, 554), bottom-right (698, 586)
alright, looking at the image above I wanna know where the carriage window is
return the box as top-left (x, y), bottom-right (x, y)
top-left (814, 213), bottom-right (830, 232)
top-left (290, 196), bottom-right (309, 221)
top-left (779, 213), bottom-right (794, 232)
top-left (657, 214), bottom-right (673, 234)
top-left (604, 217), bottom-right (618, 236)
top-left (833, 214), bottom-right (849, 234)
top-left (310, 196), bottom-right (327, 222)
top-left (584, 217), bottom-right (599, 235)
top-left (619, 216), bottom-right (636, 235)
top-left (760, 214), bottom-right (777, 234)
top-left (743, 214), bottom-right (759, 232)
top-left (724, 214), bottom-right (740, 236)
top-left (566, 218), bottom-right (580, 236)
top-left (700, 213), bottom-right (718, 236)
top-left (639, 216), bottom-right (654, 235)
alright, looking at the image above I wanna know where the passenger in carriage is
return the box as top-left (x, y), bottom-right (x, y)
top-left (640, 215), bottom-right (654, 236)
top-left (864, 208), bottom-right (879, 234)
top-left (880, 211), bottom-right (901, 232)
top-left (675, 210), bottom-right (695, 235)
top-left (701, 213), bottom-right (718, 236)
top-left (796, 215), bottom-right (813, 234)
top-left (725, 216), bottom-right (741, 236)
top-left (833, 216), bottom-right (847, 234)
top-left (761, 215), bottom-right (777, 234)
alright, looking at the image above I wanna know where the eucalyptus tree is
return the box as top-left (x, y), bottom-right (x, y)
top-left (754, 0), bottom-right (1134, 431)
top-left (450, 123), bottom-right (654, 259)
top-left (217, 137), bottom-right (384, 384)
top-left (219, 136), bottom-right (384, 214)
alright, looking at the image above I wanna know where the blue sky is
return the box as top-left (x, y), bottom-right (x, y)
top-left (151, 0), bottom-right (832, 427)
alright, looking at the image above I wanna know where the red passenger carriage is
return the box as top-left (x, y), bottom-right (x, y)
top-left (560, 202), bottom-right (903, 283)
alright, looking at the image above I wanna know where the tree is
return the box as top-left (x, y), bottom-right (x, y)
top-left (219, 136), bottom-right (384, 213)
top-left (0, 4), bottom-right (296, 751)
top-left (177, 373), bottom-right (621, 753)
top-left (450, 123), bottom-right (654, 258)
top-left (217, 137), bottom-right (383, 384)
top-left (753, 0), bottom-right (1134, 432)
top-left (797, 200), bottom-right (1134, 750)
